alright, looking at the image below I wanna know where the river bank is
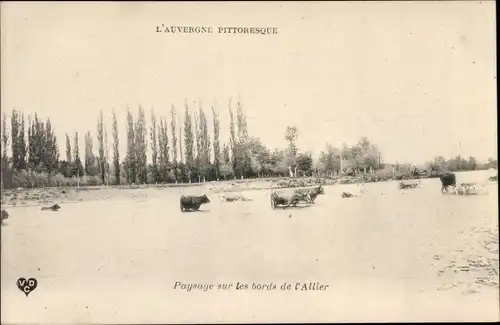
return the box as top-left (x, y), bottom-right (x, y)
top-left (1, 171), bottom-right (497, 209)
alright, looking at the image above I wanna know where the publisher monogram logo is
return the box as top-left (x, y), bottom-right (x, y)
top-left (17, 278), bottom-right (38, 296)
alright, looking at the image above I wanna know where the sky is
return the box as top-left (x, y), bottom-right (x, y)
top-left (1, 1), bottom-right (497, 165)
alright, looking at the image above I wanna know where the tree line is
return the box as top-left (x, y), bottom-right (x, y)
top-left (0, 99), bottom-right (497, 189)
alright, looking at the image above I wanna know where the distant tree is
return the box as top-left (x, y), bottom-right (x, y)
top-left (84, 131), bottom-right (98, 176)
top-left (198, 103), bottom-right (211, 181)
top-left (2, 113), bottom-right (8, 163)
top-left (183, 100), bottom-right (194, 182)
top-left (73, 132), bottom-right (84, 177)
top-left (170, 105), bottom-right (178, 166)
top-left (27, 114), bottom-right (44, 170)
top-left (236, 99), bottom-right (248, 142)
top-left (97, 110), bottom-right (106, 183)
top-left (134, 106), bottom-right (148, 184)
top-left (296, 153), bottom-right (313, 176)
top-left (10, 110), bottom-right (19, 170)
top-left (487, 157), bottom-right (498, 169)
top-left (158, 116), bottom-right (170, 182)
top-left (220, 143), bottom-right (233, 180)
top-left (150, 109), bottom-right (159, 182)
top-left (125, 108), bottom-right (136, 183)
top-left (232, 99), bottom-right (251, 178)
top-left (112, 109), bottom-right (120, 185)
top-left (284, 126), bottom-right (298, 176)
top-left (270, 149), bottom-right (289, 176)
top-left (10, 110), bottom-right (27, 171)
top-left (65, 133), bottom-right (72, 166)
top-left (247, 137), bottom-right (270, 177)
top-left (104, 122), bottom-right (110, 185)
top-left (193, 105), bottom-right (201, 181)
top-left (65, 133), bottom-right (72, 177)
top-left (284, 126), bottom-right (298, 156)
top-left (228, 99), bottom-right (237, 171)
top-left (178, 111), bottom-right (183, 164)
top-left (1, 113), bottom-right (10, 189)
top-left (44, 119), bottom-right (59, 175)
top-left (18, 112), bottom-right (27, 171)
top-left (212, 105), bottom-right (221, 179)
top-left (317, 144), bottom-right (341, 176)
top-left (468, 156), bottom-right (477, 170)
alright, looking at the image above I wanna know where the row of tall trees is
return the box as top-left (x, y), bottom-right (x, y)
top-left (0, 101), bottom-right (498, 189)
top-left (426, 155), bottom-right (497, 173)
top-left (2, 111), bottom-right (60, 174)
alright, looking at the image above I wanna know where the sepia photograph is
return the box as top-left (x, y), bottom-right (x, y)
top-left (1, 1), bottom-right (498, 323)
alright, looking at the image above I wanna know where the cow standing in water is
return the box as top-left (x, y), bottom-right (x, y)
top-left (302, 185), bottom-right (325, 204)
top-left (440, 173), bottom-right (456, 194)
top-left (41, 204), bottom-right (61, 211)
top-left (1, 209), bottom-right (9, 224)
top-left (271, 185), bottom-right (325, 208)
top-left (180, 195), bottom-right (210, 212)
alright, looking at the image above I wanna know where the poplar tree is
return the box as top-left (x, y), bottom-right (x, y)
top-left (84, 131), bottom-right (96, 176)
top-left (199, 105), bottom-right (211, 164)
top-left (73, 132), bottom-right (84, 177)
top-left (104, 123), bottom-right (110, 185)
top-left (212, 105), bottom-right (221, 179)
top-left (65, 133), bottom-right (72, 176)
top-left (198, 104), bottom-right (211, 180)
top-left (228, 99), bottom-right (236, 174)
top-left (1, 113), bottom-right (9, 189)
top-left (233, 98), bottom-right (250, 177)
top-left (150, 108), bottom-right (159, 182)
top-left (170, 105), bottom-right (178, 180)
top-left (112, 109), bottom-right (120, 185)
top-left (43, 119), bottom-right (58, 175)
top-left (125, 109), bottom-right (136, 183)
top-left (10, 110), bottom-right (19, 170)
top-left (97, 110), bottom-right (106, 183)
top-left (193, 104), bottom-right (201, 181)
top-left (18, 113), bottom-right (27, 170)
top-left (134, 106), bottom-right (148, 184)
top-left (158, 116), bottom-right (170, 182)
top-left (183, 100), bottom-right (194, 182)
top-left (2, 113), bottom-right (8, 164)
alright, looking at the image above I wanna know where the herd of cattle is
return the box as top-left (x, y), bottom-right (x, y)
top-left (178, 172), bottom-right (482, 212)
top-left (178, 185), bottom-right (327, 212)
top-left (0, 172), bottom-right (491, 221)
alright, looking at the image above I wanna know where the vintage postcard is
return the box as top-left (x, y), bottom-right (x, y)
top-left (1, 1), bottom-right (498, 323)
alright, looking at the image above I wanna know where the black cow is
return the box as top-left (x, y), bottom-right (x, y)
top-left (439, 173), bottom-right (456, 194)
top-left (180, 195), bottom-right (210, 212)
top-left (1, 209), bottom-right (9, 223)
top-left (41, 204), bottom-right (61, 211)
